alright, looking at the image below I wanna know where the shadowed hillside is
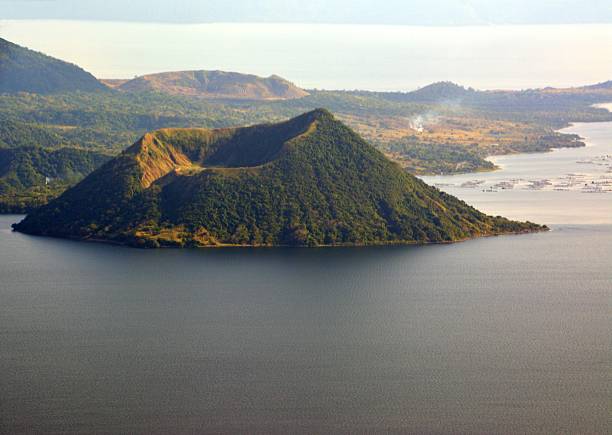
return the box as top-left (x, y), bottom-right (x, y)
top-left (0, 38), bottom-right (107, 94)
top-left (0, 146), bottom-right (111, 212)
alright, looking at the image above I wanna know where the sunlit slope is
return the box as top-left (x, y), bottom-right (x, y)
top-left (109, 70), bottom-right (308, 100)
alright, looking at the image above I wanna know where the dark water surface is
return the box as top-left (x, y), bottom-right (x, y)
top-left (1, 215), bottom-right (610, 434)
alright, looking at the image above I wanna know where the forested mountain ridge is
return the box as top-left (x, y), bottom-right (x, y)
top-left (13, 109), bottom-right (544, 247)
top-left (0, 38), bottom-right (108, 94)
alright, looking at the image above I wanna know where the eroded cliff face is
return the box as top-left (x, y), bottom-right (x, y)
top-left (130, 133), bottom-right (194, 188)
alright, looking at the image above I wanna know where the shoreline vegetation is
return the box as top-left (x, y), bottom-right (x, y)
top-left (14, 225), bottom-right (549, 250)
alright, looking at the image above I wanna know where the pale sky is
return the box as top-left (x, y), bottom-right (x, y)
top-left (0, 0), bottom-right (611, 25)
top-left (2, 20), bottom-right (610, 91)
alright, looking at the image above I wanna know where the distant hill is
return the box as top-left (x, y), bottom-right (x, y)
top-left (405, 82), bottom-right (478, 101)
top-left (0, 146), bottom-right (111, 212)
top-left (0, 38), bottom-right (107, 94)
top-left (370, 80), bottom-right (612, 113)
top-left (105, 70), bottom-right (309, 100)
top-left (576, 80), bottom-right (612, 96)
top-left (536, 80), bottom-right (612, 92)
top-left (578, 80), bottom-right (612, 90)
top-left (13, 109), bottom-right (543, 247)
top-left (372, 81), bottom-right (480, 104)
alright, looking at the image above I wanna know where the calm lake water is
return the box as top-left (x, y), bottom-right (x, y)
top-left (0, 20), bottom-right (611, 90)
top-left (1, 118), bottom-right (612, 433)
top-left (1, 216), bottom-right (610, 434)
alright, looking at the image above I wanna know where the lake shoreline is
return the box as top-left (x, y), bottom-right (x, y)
top-left (10, 220), bottom-right (547, 249)
top-left (416, 103), bottom-right (612, 177)
top-left (421, 111), bottom-right (612, 225)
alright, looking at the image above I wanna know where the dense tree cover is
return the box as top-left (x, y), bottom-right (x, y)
top-left (385, 130), bottom-right (584, 175)
top-left (0, 117), bottom-right (65, 148)
top-left (14, 110), bottom-right (544, 246)
top-left (0, 38), bottom-right (108, 94)
top-left (0, 90), bottom-right (422, 147)
top-left (387, 141), bottom-right (495, 175)
top-left (1, 76), bottom-right (611, 211)
top-left (0, 146), bottom-right (111, 212)
top-left (1, 86), bottom-right (607, 154)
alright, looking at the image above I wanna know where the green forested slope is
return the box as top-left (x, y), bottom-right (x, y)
top-left (14, 110), bottom-right (544, 246)
top-left (0, 38), bottom-right (107, 94)
top-left (0, 146), bottom-right (111, 212)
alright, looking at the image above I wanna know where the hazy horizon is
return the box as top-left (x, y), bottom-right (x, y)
top-left (1, 20), bottom-right (610, 92)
